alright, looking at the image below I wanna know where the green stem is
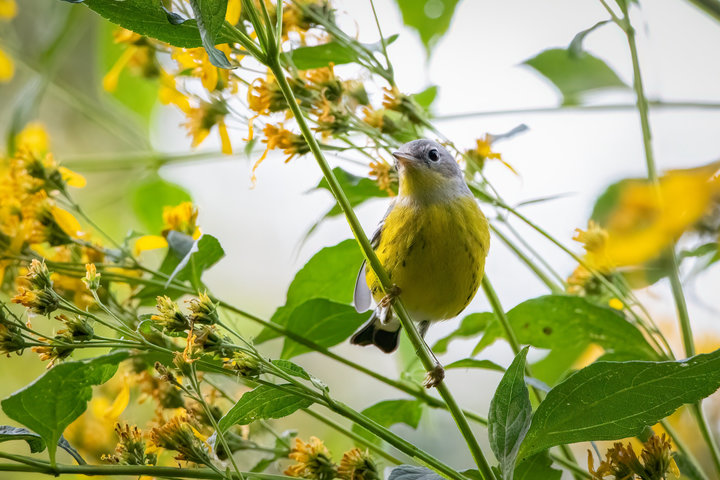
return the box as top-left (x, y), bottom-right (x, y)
top-left (266, 59), bottom-right (495, 479)
top-left (684, 0), bottom-right (720, 23)
top-left (619, 7), bottom-right (720, 476)
top-left (0, 460), bottom-right (291, 479)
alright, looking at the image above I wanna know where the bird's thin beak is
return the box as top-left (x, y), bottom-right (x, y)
top-left (392, 151), bottom-right (416, 166)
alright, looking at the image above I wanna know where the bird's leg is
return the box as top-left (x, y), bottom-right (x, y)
top-left (417, 320), bottom-right (445, 389)
top-left (378, 284), bottom-right (401, 309)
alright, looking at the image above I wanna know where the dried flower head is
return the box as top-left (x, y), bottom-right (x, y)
top-left (103, 423), bottom-right (157, 466)
top-left (151, 296), bottom-right (189, 333)
top-left (222, 350), bottom-right (262, 377)
top-left (12, 286), bottom-right (58, 316)
top-left (32, 334), bottom-right (73, 367)
top-left (589, 434), bottom-right (679, 480)
top-left (338, 449), bottom-right (378, 480)
top-left (149, 415), bottom-right (211, 465)
top-left (285, 436), bottom-right (337, 480)
top-left (187, 292), bottom-right (218, 325)
top-left (55, 314), bottom-right (94, 341)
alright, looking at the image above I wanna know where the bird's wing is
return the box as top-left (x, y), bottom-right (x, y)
top-left (353, 201), bottom-right (394, 313)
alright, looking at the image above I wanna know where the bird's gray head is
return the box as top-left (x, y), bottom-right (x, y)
top-left (392, 139), bottom-right (462, 179)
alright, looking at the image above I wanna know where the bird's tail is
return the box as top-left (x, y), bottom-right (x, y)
top-left (350, 307), bottom-right (400, 353)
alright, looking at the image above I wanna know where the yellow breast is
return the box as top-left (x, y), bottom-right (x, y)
top-left (366, 196), bottom-right (490, 321)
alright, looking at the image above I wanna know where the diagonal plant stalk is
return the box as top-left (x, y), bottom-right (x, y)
top-left (612, 1), bottom-right (720, 475)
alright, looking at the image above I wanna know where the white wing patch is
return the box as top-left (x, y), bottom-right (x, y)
top-left (353, 261), bottom-right (371, 313)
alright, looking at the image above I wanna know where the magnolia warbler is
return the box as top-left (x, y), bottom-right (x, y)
top-left (351, 139), bottom-right (490, 385)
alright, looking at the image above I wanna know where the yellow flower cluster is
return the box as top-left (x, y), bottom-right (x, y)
top-left (285, 437), bottom-right (378, 480)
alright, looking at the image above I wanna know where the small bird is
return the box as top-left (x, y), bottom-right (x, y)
top-left (351, 139), bottom-right (490, 386)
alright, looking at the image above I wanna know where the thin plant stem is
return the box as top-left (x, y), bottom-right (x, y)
top-left (265, 54), bottom-right (495, 480)
top-left (617, 3), bottom-right (720, 475)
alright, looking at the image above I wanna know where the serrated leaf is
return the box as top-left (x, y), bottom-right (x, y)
top-left (281, 299), bottom-right (367, 359)
top-left (218, 385), bottom-right (313, 431)
top-left (444, 358), bottom-right (505, 372)
top-left (519, 348), bottom-right (720, 460)
top-left (131, 176), bottom-right (192, 234)
top-left (394, 0), bottom-right (461, 54)
top-left (188, 0), bottom-right (231, 68)
top-left (514, 451), bottom-right (561, 480)
top-left (474, 295), bottom-right (658, 364)
top-left (389, 465), bottom-right (443, 480)
top-left (523, 48), bottom-right (628, 105)
top-left (1, 352), bottom-right (127, 463)
top-left (433, 312), bottom-right (494, 354)
top-left (489, 347), bottom-right (532, 480)
top-left (61, 0), bottom-right (232, 48)
top-left (256, 239), bottom-right (364, 343)
top-left (352, 400), bottom-right (423, 443)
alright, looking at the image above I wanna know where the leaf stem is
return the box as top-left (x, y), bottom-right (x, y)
top-left (265, 56), bottom-right (494, 479)
top-left (618, 4), bottom-right (720, 475)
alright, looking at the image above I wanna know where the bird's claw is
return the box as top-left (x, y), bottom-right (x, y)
top-left (379, 284), bottom-right (401, 308)
top-left (423, 364), bottom-right (445, 389)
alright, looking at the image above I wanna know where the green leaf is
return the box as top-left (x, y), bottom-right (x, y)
top-left (394, 0), bottom-right (461, 54)
top-left (166, 233), bottom-right (225, 290)
top-left (218, 385), bottom-right (313, 432)
top-left (289, 36), bottom-right (399, 70)
top-left (62, 0), bottom-right (232, 48)
top-left (290, 42), bottom-right (358, 70)
top-left (568, 21), bottom-right (610, 57)
top-left (0, 426), bottom-right (86, 464)
top-left (474, 295), bottom-right (658, 363)
top-left (523, 48), bottom-right (628, 105)
top-left (389, 465), bottom-right (443, 480)
top-left (256, 239), bottom-right (364, 343)
top-left (445, 358), bottom-right (505, 372)
top-left (352, 400), bottom-right (424, 443)
top-left (315, 167), bottom-right (390, 217)
top-left (271, 359), bottom-right (311, 380)
top-left (519, 348), bottom-right (720, 460)
top-left (489, 347), bottom-right (532, 480)
top-left (188, 0), bottom-right (231, 68)
top-left (433, 312), bottom-right (494, 354)
top-left (281, 299), bottom-right (368, 359)
top-left (1, 352), bottom-right (127, 463)
top-left (411, 86), bottom-right (438, 110)
top-left (514, 452), bottom-right (561, 480)
top-left (131, 176), bottom-right (192, 233)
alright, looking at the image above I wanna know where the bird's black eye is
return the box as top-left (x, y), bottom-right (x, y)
top-left (428, 149), bottom-right (439, 162)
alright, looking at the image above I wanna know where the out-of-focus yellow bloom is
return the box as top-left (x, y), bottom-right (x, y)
top-left (225, 0), bottom-right (241, 24)
top-left (608, 298), bottom-right (623, 310)
top-left (15, 122), bottom-right (50, 155)
top-left (182, 100), bottom-right (232, 154)
top-left (252, 124), bottom-right (309, 184)
top-left (0, 0), bottom-right (17, 19)
top-left (163, 202), bottom-right (199, 237)
top-left (576, 168), bottom-right (720, 270)
top-left (172, 45), bottom-right (235, 93)
top-left (103, 46), bottom-right (139, 92)
top-left (369, 160), bottom-right (395, 196)
top-left (588, 434), bottom-right (679, 480)
top-left (133, 235), bottom-right (168, 255)
top-left (103, 29), bottom-right (160, 93)
top-left (159, 71), bottom-right (191, 113)
top-left (0, 46), bottom-right (14, 82)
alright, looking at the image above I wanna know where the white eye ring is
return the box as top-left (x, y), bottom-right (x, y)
top-left (428, 149), bottom-right (439, 161)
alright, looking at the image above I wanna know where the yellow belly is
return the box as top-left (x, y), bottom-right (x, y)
top-left (366, 196), bottom-right (490, 321)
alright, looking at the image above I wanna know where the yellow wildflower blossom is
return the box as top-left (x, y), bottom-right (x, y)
top-left (465, 134), bottom-right (517, 175)
top-left (252, 124), bottom-right (309, 184)
top-left (338, 449), bottom-right (378, 480)
top-left (285, 436), bottom-right (337, 480)
top-left (182, 100), bottom-right (232, 154)
top-left (0, 0), bottom-right (17, 19)
top-left (15, 122), bottom-right (50, 156)
top-left (163, 202), bottom-right (199, 237)
top-left (369, 160), bottom-right (396, 196)
top-left (0, 46), bottom-right (13, 82)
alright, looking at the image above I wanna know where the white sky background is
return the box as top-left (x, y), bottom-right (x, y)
top-left (155, 0), bottom-right (720, 469)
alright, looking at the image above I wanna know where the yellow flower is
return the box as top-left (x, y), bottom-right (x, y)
top-left (83, 263), bottom-right (101, 290)
top-left (285, 437), bottom-right (337, 480)
top-left (0, 46), bottom-right (13, 82)
top-left (149, 414), bottom-right (212, 465)
top-left (186, 292), bottom-right (218, 325)
top-left (247, 75), bottom-right (287, 116)
top-left (15, 122), bottom-right (50, 156)
top-left (252, 124), bottom-right (309, 184)
top-left (588, 434), bottom-right (679, 480)
top-left (163, 202), bottom-right (199, 237)
top-left (172, 46), bottom-right (234, 92)
top-left (225, 0), bottom-right (241, 24)
top-left (369, 160), bottom-right (396, 196)
top-left (151, 295), bottom-right (189, 333)
top-left (182, 100), bottom-right (232, 154)
top-left (465, 134), bottom-right (517, 175)
top-left (222, 350), bottom-right (262, 376)
top-left (104, 423), bottom-right (157, 466)
top-left (337, 449), bottom-right (378, 480)
top-left (159, 70), bottom-right (191, 113)
top-left (0, 0), bottom-right (16, 18)
top-left (0, 322), bottom-right (25, 356)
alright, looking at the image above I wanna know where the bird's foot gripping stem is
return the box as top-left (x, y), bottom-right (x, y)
top-left (378, 284), bottom-right (401, 309)
top-left (423, 363), bottom-right (445, 389)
